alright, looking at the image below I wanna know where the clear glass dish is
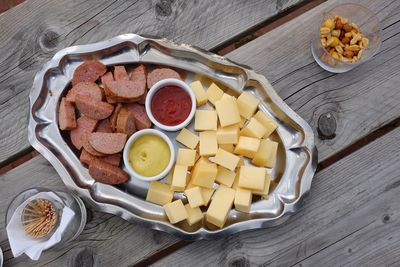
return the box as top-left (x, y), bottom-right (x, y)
top-left (311, 3), bottom-right (381, 73)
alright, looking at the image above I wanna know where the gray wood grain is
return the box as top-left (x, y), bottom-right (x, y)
top-left (152, 125), bottom-right (400, 267)
top-left (0, 0), bottom-right (303, 164)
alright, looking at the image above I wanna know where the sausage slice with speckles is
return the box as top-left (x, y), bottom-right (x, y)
top-left (80, 149), bottom-right (121, 166)
top-left (124, 103), bottom-right (152, 130)
top-left (88, 132), bottom-right (127, 155)
top-left (147, 68), bottom-right (181, 89)
top-left (58, 97), bottom-right (76, 130)
top-left (114, 66), bottom-right (129, 81)
top-left (72, 61), bottom-right (107, 86)
top-left (96, 119), bottom-right (113, 133)
top-left (116, 108), bottom-right (136, 136)
top-left (89, 159), bottom-right (128, 185)
top-left (75, 95), bottom-right (114, 120)
top-left (70, 116), bottom-right (98, 150)
top-left (66, 82), bottom-right (103, 103)
top-left (104, 80), bottom-right (145, 101)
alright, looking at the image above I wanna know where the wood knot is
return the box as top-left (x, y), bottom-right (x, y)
top-left (317, 112), bottom-right (337, 140)
top-left (39, 29), bottom-right (60, 51)
top-left (229, 257), bottom-right (250, 267)
top-left (73, 247), bottom-right (94, 267)
top-left (155, 0), bottom-right (173, 17)
top-left (382, 214), bottom-right (390, 223)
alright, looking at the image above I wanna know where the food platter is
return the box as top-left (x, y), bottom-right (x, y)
top-left (28, 34), bottom-right (317, 240)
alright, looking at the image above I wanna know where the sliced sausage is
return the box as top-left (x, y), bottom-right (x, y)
top-left (66, 82), bottom-right (103, 103)
top-left (147, 68), bottom-right (181, 89)
top-left (72, 61), bottom-right (107, 86)
top-left (75, 95), bottom-right (114, 120)
top-left (58, 97), bottom-right (76, 130)
top-left (89, 159), bottom-right (129, 185)
top-left (70, 116), bottom-right (98, 150)
top-left (88, 132), bottom-right (127, 155)
top-left (131, 64), bottom-right (148, 104)
top-left (96, 119), bottom-right (113, 133)
top-left (83, 138), bottom-right (106, 157)
top-left (124, 103), bottom-right (152, 130)
top-left (110, 103), bottom-right (122, 131)
top-left (114, 66), bottom-right (129, 81)
top-left (80, 149), bottom-right (121, 166)
top-left (104, 80), bottom-right (145, 101)
top-left (116, 108), bottom-right (136, 136)
top-left (101, 71), bottom-right (114, 85)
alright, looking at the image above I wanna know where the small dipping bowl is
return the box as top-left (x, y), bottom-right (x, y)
top-left (146, 78), bottom-right (196, 131)
top-left (123, 129), bottom-right (175, 181)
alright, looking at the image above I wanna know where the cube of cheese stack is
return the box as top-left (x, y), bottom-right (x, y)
top-left (240, 118), bottom-right (268, 139)
top-left (236, 156), bottom-right (245, 169)
top-left (146, 181), bottom-right (174, 206)
top-left (219, 144), bottom-right (235, 153)
top-left (253, 110), bottom-right (277, 138)
top-left (215, 166), bottom-right (236, 187)
top-left (184, 204), bottom-right (203, 226)
top-left (176, 148), bottom-right (197, 167)
top-left (252, 139), bottom-right (278, 168)
top-left (199, 131), bottom-right (218, 156)
top-left (217, 124), bottom-right (239, 144)
top-left (234, 187), bottom-right (252, 213)
top-left (237, 92), bottom-right (260, 119)
top-left (189, 81), bottom-right (208, 106)
top-left (213, 148), bottom-right (240, 171)
top-left (231, 172), bottom-right (240, 190)
top-left (176, 128), bottom-right (199, 149)
top-left (215, 96), bottom-right (241, 127)
top-left (171, 165), bottom-right (188, 191)
top-left (252, 173), bottom-right (272, 196)
top-left (163, 199), bottom-right (188, 224)
top-left (194, 109), bottom-right (217, 131)
top-left (234, 136), bottom-right (261, 158)
top-left (206, 83), bottom-right (224, 105)
top-left (185, 186), bottom-right (204, 208)
top-left (206, 186), bottom-right (235, 228)
top-left (238, 166), bottom-right (266, 191)
top-left (187, 180), bottom-right (215, 206)
top-left (191, 162), bottom-right (218, 188)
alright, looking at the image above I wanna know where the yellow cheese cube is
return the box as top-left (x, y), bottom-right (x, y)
top-left (191, 162), bottom-right (218, 188)
top-left (206, 186), bottom-right (235, 228)
top-left (237, 92), bottom-right (260, 119)
top-left (221, 93), bottom-right (233, 101)
top-left (234, 136), bottom-right (260, 158)
top-left (185, 186), bottom-right (204, 208)
top-left (184, 204), bottom-right (203, 226)
top-left (237, 156), bottom-right (245, 169)
top-left (189, 81), bottom-right (208, 106)
top-left (176, 148), bottom-right (197, 167)
top-left (238, 166), bottom-right (266, 190)
top-left (186, 179), bottom-right (215, 206)
top-left (163, 199), bottom-right (188, 224)
top-left (194, 110), bottom-right (217, 131)
top-left (219, 144), bottom-right (234, 153)
top-left (252, 173), bottom-right (272, 196)
top-left (199, 131), bottom-right (218, 156)
top-left (171, 165), bottom-right (188, 191)
top-left (232, 172), bottom-right (240, 189)
top-left (176, 128), bottom-right (199, 149)
top-left (217, 124), bottom-right (239, 144)
top-left (215, 166), bottom-right (236, 187)
top-left (215, 96), bottom-right (241, 127)
top-left (238, 116), bottom-right (247, 128)
top-left (146, 181), bottom-right (174, 206)
top-left (240, 118), bottom-right (268, 139)
top-left (252, 139), bottom-right (279, 168)
top-left (213, 148), bottom-right (240, 171)
top-left (253, 110), bottom-right (278, 138)
top-left (234, 187), bottom-right (252, 213)
top-left (206, 83), bottom-right (224, 105)
top-left (197, 156), bottom-right (211, 165)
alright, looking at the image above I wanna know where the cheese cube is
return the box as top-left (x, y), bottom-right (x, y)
top-left (184, 204), bottom-right (203, 226)
top-left (234, 136), bottom-right (260, 158)
top-left (194, 110), bottom-right (217, 131)
top-left (215, 96), bottom-right (241, 127)
top-left (186, 179), bottom-right (215, 206)
top-left (215, 166), bottom-right (236, 187)
top-left (238, 116), bottom-right (247, 128)
top-left (213, 148), bottom-right (240, 171)
top-left (221, 93), bottom-right (233, 101)
top-left (238, 166), bottom-right (266, 190)
top-left (163, 199), bottom-right (188, 224)
top-left (237, 156), bottom-right (245, 169)
top-left (252, 139), bottom-right (279, 168)
top-left (217, 124), bottom-right (239, 144)
top-left (146, 181), bottom-right (174, 206)
top-left (232, 172), bottom-right (240, 189)
top-left (252, 173), bottom-right (272, 196)
top-left (206, 186), bottom-right (235, 228)
top-left (189, 81), bottom-right (208, 106)
top-left (219, 144), bottom-right (234, 153)
top-left (206, 83), bottom-right (224, 105)
top-left (253, 110), bottom-right (277, 138)
top-left (176, 148), bottom-right (197, 167)
top-left (176, 128), bottom-right (199, 149)
top-left (240, 118), bottom-right (268, 139)
top-left (191, 162), bottom-right (218, 188)
top-left (185, 186), bottom-right (204, 208)
top-left (237, 92), bottom-right (260, 119)
top-left (171, 165), bottom-right (188, 191)
top-left (199, 131), bottom-right (218, 156)
top-left (234, 187), bottom-right (252, 213)
top-left (197, 156), bottom-right (211, 165)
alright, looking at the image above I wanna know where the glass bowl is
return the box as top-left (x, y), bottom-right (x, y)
top-left (311, 3), bottom-right (381, 73)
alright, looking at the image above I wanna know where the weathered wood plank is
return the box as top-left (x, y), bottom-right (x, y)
top-left (152, 126), bottom-right (400, 267)
top-left (0, 0), bottom-right (304, 164)
top-left (0, 156), bottom-right (179, 266)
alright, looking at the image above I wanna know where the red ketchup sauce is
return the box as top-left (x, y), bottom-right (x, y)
top-left (150, 86), bottom-right (192, 126)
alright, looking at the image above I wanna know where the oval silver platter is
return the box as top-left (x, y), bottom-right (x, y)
top-left (28, 34), bottom-right (317, 240)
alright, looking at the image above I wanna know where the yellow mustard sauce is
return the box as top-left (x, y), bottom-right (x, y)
top-left (128, 134), bottom-right (170, 177)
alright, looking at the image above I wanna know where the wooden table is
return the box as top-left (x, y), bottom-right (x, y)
top-left (0, 0), bottom-right (399, 266)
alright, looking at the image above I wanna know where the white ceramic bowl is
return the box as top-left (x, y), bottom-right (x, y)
top-left (145, 78), bottom-right (196, 131)
top-left (123, 129), bottom-right (175, 182)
